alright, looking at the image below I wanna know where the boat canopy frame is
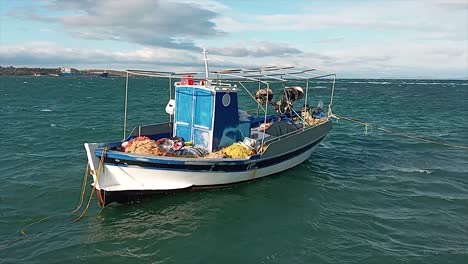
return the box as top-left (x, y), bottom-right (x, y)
top-left (123, 66), bottom-right (337, 143)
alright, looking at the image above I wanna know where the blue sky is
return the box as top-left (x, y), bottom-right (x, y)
top-left (1, 0), bottom-right (467, 78)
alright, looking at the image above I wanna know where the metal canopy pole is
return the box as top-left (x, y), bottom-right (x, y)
top-left (260, 83), bottom-right (269, 154)
top-left (328, 75), bottom-right (336, 116)
top-left (123, 72), bottom-right (129, 140)
top-left (257, 69), bottom-right (261, 117)
top-left (304, 78), bottom-right (310, 109)
top-left (169, 76), bottom-right (173, 126)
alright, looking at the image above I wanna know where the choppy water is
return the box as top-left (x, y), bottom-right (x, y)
top-left (0, 76), bottom-right (467, 263)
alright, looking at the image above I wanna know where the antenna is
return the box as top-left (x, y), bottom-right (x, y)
top-left (202, 48), bottom-right (209, 80)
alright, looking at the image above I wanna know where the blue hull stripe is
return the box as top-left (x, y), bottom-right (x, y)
top-left (99, 136), bottom-right (325, 172)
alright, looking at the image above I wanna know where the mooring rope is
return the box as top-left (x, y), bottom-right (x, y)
top-left (6, 113), bottom-right (466, 246)
top-left (20, 216), bottom-right (51, 236)
top-left (333, 114), bottom-right (468, 150)
top-left (72, 148), bottom-right (108, 223)
top-left (0, 212), bottom-right (65, 248)
top-left (71, 163), bottom-right (90, 214)
top-left (1, 148), bottom-right (110, 248)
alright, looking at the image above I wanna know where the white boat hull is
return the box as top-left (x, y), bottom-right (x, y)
top-left (95, 145), bottom-right (317, 192)
top-left (84, 120), bottom-right (332, 205)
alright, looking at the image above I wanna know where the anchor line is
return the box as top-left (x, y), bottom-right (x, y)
top-left (73, 148), bottom-right (108, 223)
top-left (4, 154), bottom-right (106, 246)
top-left (332, 114), bottom-right (468, 150)
top-left (20, 216), bottom-right (51, 236)
top-left (8, 113), bottom-right (465, 244)
top-left (0, 212), bottom-right (61, 248)
top-left (71, 163), bottom-right (90, 214)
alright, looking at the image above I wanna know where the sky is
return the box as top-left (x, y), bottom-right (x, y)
top-left (0, 0), bottom-right (467, 78)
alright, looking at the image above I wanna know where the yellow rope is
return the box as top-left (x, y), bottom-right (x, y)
top-left (0, 214), bottom-right (58, 247)
top-left (71, 163), bottom-right (90, 214)
top-left (3, 151), bottom-right (107, 245)
top-left (20, 216), bottom-right (51, 236)
top-left (334, 114), bottom-right (468, 150)
top-left (0, 236), bottom-right (23, 247)
top-left (72, 148), bottom-right (107, 223)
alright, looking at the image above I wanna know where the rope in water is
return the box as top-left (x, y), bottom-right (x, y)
top-left (332, 114), bottom-right (468, 150)
top-left (6, 115), bottom-right (465, 246)
top-left (70, 163), bottom-right (90, 214)
top-left (2, 149), bottom-right (108, 247)
top-left (2, 209), bottom-right (71, 247)
top-left (0, 154), bottom-right (107, 246)
top-left (72, 148), bottom-right (108, 223)
top-left (0, 214), bottom-right (57, 248)
top-left (21, 216), bottom-right (51, 236)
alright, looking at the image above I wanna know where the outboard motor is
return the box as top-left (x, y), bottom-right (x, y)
top-left (285, 86), bottom-right (304, 101)
top-left (275, 86), bottom-right (304, 114)
top-left (255, 88), bottom-right (274, 105)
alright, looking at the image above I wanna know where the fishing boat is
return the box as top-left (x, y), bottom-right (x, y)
top-left (84, 49), bottom-right (337, 205)
top-left (59, 67), bottom-right (109, 77)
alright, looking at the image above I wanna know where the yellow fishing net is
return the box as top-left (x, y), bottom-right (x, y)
top-left (222, 143), bottom-right (255, 158)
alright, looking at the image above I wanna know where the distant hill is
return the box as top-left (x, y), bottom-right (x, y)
top-left (0, 66), bottom-right (60, 76)
top-left (0, 66), bottom-right (127, 77)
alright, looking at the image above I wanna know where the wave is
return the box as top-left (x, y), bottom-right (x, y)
top-left (343, 81), bottom-right (393, 85)
top-left (402, 82), bottom-right (467, 86)
top-left (381, 165), bottom-right (433, 174)
top-left (341, 80), bottom-right (467, 86)
top-left (40, 109), bottom-right (53, 112)
top-left (401, 168), bottom-right (433, 174)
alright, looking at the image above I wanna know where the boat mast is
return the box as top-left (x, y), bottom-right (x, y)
top-left (202, 48), bottom-right (209, 80)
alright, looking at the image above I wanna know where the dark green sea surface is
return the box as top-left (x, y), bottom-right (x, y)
top-left (0, 77), bottom-right (467, 263)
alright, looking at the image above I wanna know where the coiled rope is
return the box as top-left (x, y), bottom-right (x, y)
top-left (332, 114), bottom-right (468, 150)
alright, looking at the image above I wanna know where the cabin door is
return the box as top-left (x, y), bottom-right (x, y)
top-left (192, 88), bottom-right (214, 150)
top-left (174, 87), bottom-right (194, 141)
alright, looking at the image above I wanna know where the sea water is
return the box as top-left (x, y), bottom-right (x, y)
top-left (0, 76), bottom-right (467, 263)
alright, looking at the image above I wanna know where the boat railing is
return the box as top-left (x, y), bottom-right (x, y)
top-left (126, 122), bottom-right (173, 139)
top-left (264, 119), bottom-right (330, 144)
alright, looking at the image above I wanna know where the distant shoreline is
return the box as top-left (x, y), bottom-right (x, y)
top-left (0, 66), bottom-right (466, 80)
top-left (0, 66), bottom-right (126, 77)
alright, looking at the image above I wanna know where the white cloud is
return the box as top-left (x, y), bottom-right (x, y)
top-left (209, 42), bottom-right (302, 57)
top-left (208, 0), bottom-right (467, 78)
top-left (170, 0), bottom-right (228, 12)
top-left (312, 39), bottom-right (468, 78)
top-left (0, 42), bottom-right (198, 68)
top-left (23, 0), bottom-right (224, 50)
top-left (3, 0), bottom-right (467, 78)
top-left (1, 39), bottom-right (466, 78)
top-left (434, 0), bottom-right (468, 9)
top-left (216, 0), bottom-right (466, 40)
